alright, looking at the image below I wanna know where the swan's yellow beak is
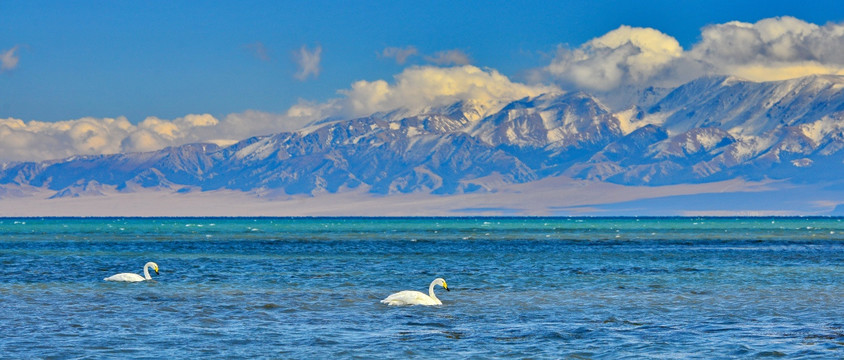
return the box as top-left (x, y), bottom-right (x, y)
top-left (154, 266), bottom-right (159, 275)
top-left (443, 281), bottom-right (449, 291)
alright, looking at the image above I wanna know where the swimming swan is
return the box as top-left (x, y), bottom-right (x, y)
top-left (381, 278), bottom-right (449, 306)
top-left (104, 262), bottom-right (159, 282)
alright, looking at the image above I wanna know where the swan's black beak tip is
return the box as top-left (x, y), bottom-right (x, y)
top-left (445, 287), bottom-right (450, 292)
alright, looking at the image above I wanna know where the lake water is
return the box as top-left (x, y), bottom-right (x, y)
top-left (0, 217), bottom-right (842, 358)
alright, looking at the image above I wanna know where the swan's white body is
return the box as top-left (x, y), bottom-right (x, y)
top-left (381, 278), bottom-right (448, 306)
top-left (104, 262), bottom-right (159, 282)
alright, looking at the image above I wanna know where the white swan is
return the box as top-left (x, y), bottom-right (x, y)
top-left (104, 262), bottom-right (159, 282)
top-left (381, 278), bottom-right (449, 306)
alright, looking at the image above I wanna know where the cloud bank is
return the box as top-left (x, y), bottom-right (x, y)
top-left (1, 65), bottom-right (554, 162)
top-left (690, 17), bottom-right (844, 81)
top-left (544, 16), bottom-right (844, 90)
top-left (313, 65), bottom-right (555, 120)
top-left (5, 16), bottom-right (844, 162)
top-left (0, 115), bottom-right (221, 162)
top-left (545, 26), bottom-right (683, 91)
top-left (283, 64), bottom-right (556, 129)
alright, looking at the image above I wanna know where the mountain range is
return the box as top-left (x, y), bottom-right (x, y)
top-left (2, 75), bottom-right (843, 215)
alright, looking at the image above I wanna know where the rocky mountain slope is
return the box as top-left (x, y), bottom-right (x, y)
top-left (2, 75), bottom-right (843, 199)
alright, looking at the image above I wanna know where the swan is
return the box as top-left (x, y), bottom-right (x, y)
top-left (381, 278), bottom-right (449, 306)
top-left (104, 262), bottom-right (159, 282)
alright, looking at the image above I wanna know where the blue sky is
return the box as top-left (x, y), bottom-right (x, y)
top-left (2, 1), bottom-right (844, 161)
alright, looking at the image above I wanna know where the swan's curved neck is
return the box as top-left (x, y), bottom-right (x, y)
top-left (143, 264), bottom-right (152, 280)
top-left (428, 282), bottom-right (439, 302)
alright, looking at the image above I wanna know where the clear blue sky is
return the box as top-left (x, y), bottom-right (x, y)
top-left (2, 0), bottom-right (844, 123)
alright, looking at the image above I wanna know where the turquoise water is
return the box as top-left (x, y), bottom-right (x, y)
top-left (0, 217), bottom-right (842, 358)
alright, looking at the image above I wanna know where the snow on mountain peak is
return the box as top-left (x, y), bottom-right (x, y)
top-left (3, 74), bottom-right (844, 200)
top-left (800, 115), bottom-right (844, 145)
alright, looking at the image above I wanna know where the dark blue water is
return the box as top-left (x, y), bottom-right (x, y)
top-left (0, 217), bottom-right (842, 358)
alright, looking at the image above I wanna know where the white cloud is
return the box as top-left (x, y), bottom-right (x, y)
top-left (424, 49), bottom-right (472, 65)
top-left (7, 16), bottom-right (844, 164)
top-left (336, 65), bottom-right (557, 118)
top-left (1, 45), bottom-right (21, 72)
top-left (0, 116), bottom-right (132, 161)
top-left (543, 16), bottom-right (844, 90)
top-left (544, 26), bottom-right (684, 91)
top-left (689, 17), bottom-right (844, 81)
top-left (293, 44), bottom-right (322, 80)
top-left (0, 114), bottom-right (231, 162)
top-left (380, 46), bottom-right (419, 64)
top-left (269, 65), bottom-right (557, 125)
top-left (0, 65), bottom-right (562, 162)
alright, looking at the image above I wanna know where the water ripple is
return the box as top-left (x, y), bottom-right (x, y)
top-left (0, 217), bottom-right (842, 358)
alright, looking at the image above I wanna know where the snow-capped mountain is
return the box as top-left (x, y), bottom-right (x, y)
top-left (574, 75), bottom-right (844, 184)
top-left (1, 75), bottom-right (843, 200)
